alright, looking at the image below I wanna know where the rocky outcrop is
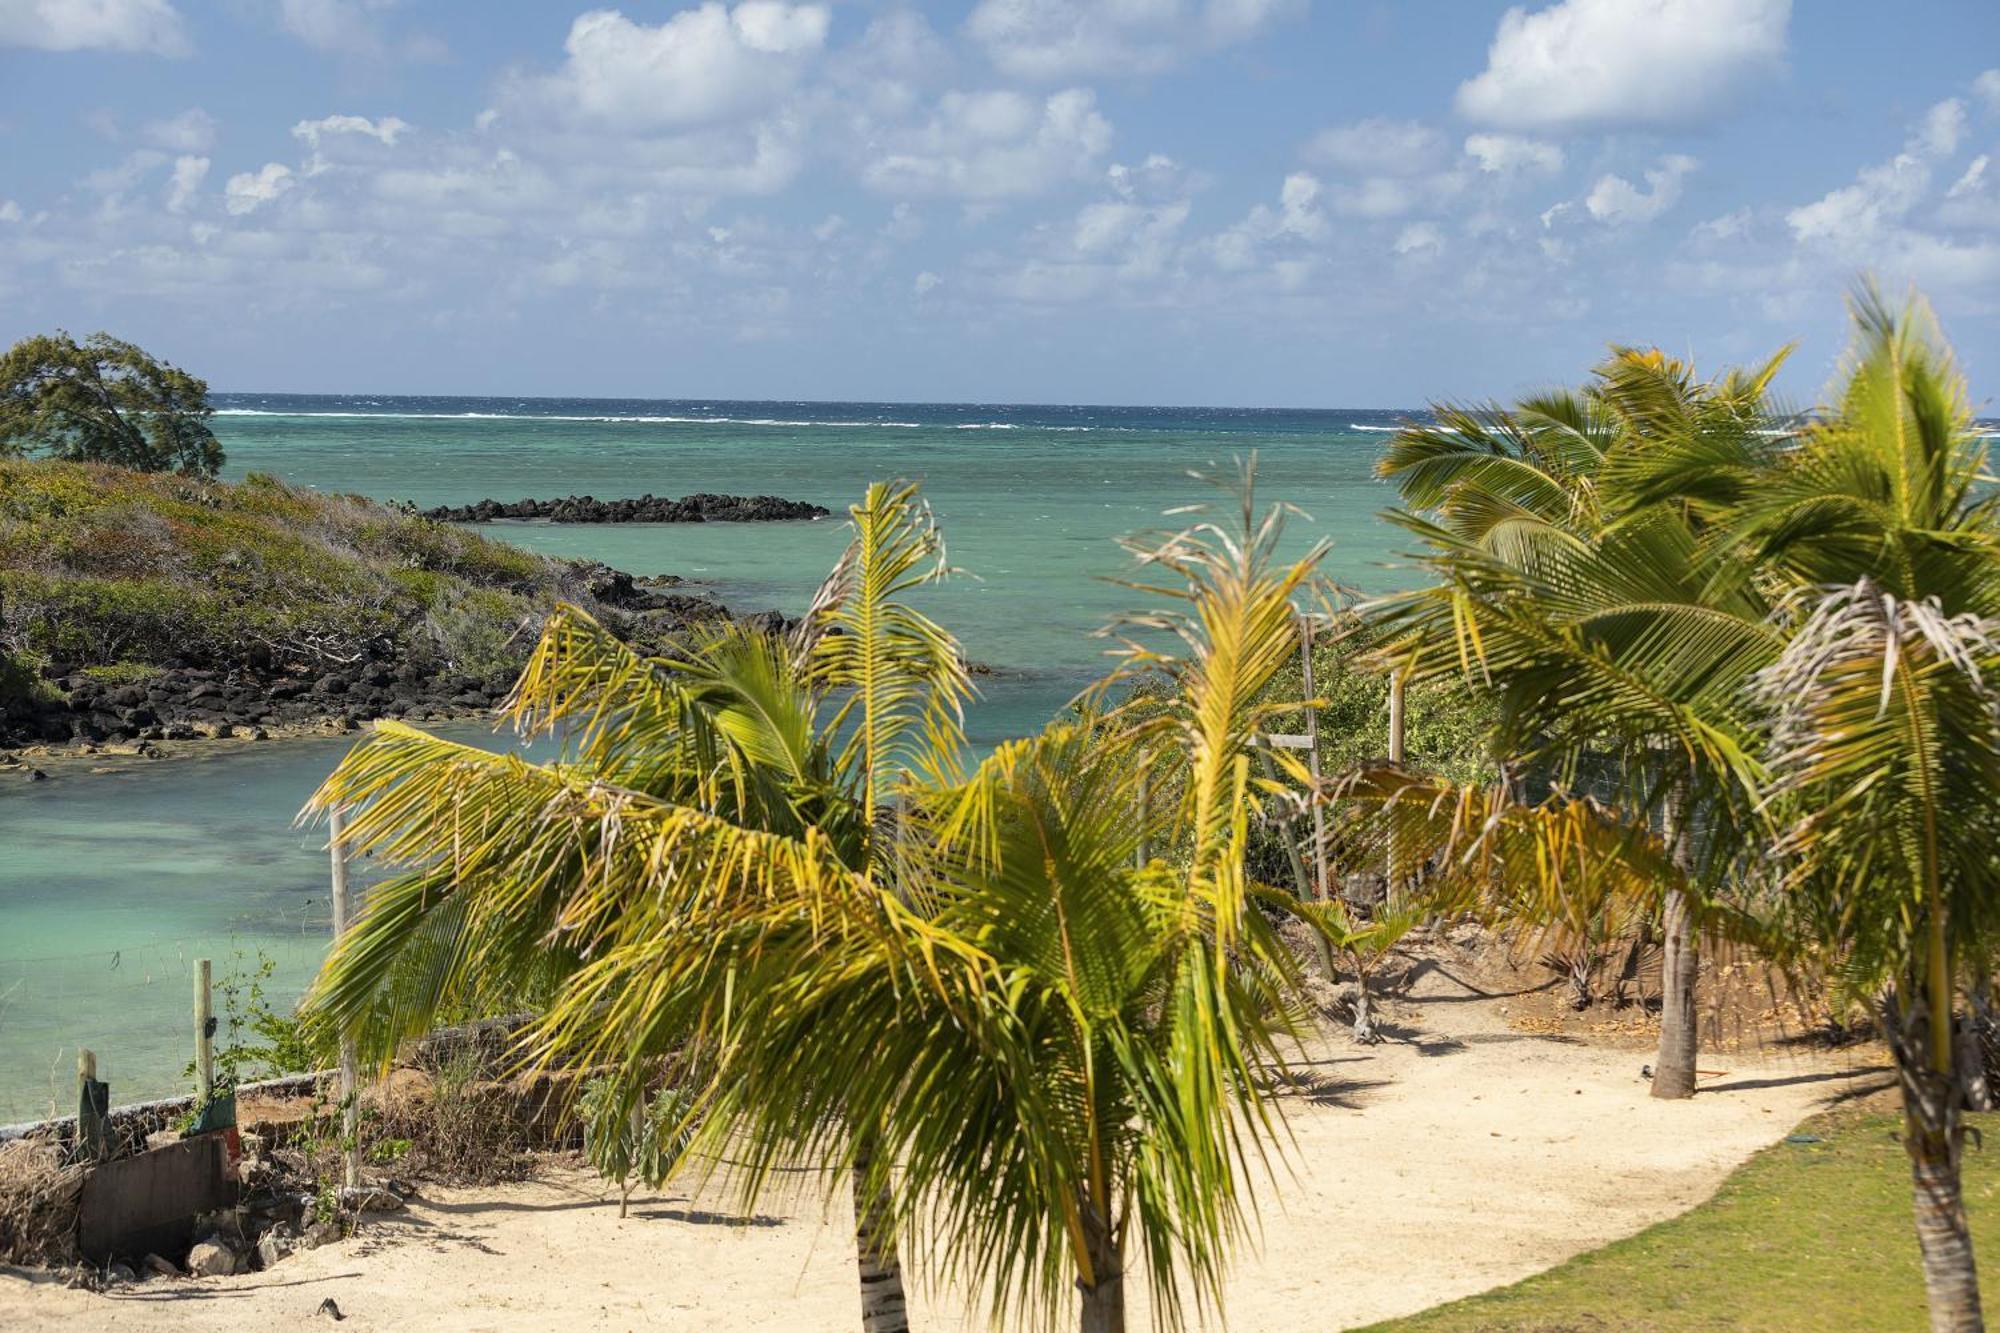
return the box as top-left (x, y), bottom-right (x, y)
top-left (421, 493), bottom-right (830, 524)
top-left (0, 571), bottom-right (780, 756)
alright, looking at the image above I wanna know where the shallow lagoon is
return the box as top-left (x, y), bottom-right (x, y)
top-left (0, 398), bottom-right (1414, 1117)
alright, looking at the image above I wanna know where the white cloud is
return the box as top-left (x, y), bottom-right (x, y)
top-left (1107, 153), bottom-right (1199, 203)
top-left (224, 162), bottom-right (295, 215)
top-left (1584, 154), bottom-right (1698, 225)
top-left (913, 270), bottom-right (941, 295)
top-left (966, 0), bottom-right (1300, 80)
top-left (280, 0), bottom-right (385, 56)
top-left (864, 88), bottom-right (1112, 199)
top-left (164, 154), bottom-right (207, 212)
top-left (142, 108), bottom-right (216, 153)
top-left (1394, 221), bottom-right (1444, 257)
top-left (1787, 99), bottom-right (1961, 245)
top-left (1911, 98), bottom-right (1967, 158)
top-left (293, 113), bottom-right (411, 149)
top-left (1302, 119), bottom-right (1445, 176)
top-left (1456, 0), bottom-right (1789, 132)
top-left (1942, 155), bottom-right (1998, 228)
top-left (1690, 207), bottom-right (1753, 243)
top-left (1976, 69), bottom-right (2000, 114)
top-left (1329, 177), bottom-right (1420, 219)
top-left (1464, 133), bottom-right (1563, 177)
top-left (528, 3), bottom-right (829, 131)
top-left (0, 200), bottom-right (22, 223)
top-left (1211, 171), bottom-right (1325, 270)
top-left (0, 0), bottom-right (190, 55)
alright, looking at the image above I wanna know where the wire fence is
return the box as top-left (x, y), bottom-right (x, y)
top-left (0, 903), bottom-right (335, 1125)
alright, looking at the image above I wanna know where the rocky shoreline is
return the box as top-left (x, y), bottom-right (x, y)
top-left (0, 564), bottom-right (781, 775)
top-left (420, 492), bottom-right (830, 524)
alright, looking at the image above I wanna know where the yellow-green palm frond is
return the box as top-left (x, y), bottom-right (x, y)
top-left (1730, 282), bottom-right (1998, 612)
top-left (1103, 456), bottom-right (1329, 909)
top-left (869, 721), bottom-right (1295, 1333)
top-left (793, 479), bottom-right (974, 804)
top-left (1751, 579), bottom-right (2000, 1005)
top-left (299, 721), bottom-right (861, 1065)
top-left (504, 604), bottom-right (833, 830)
top-left (1377, 397), bottom-right (1610, 542)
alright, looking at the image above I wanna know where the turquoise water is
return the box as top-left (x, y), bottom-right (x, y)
top-left (0, 397), bottom-right (1415, 1119)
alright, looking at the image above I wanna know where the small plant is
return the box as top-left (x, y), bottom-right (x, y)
top-left (367, 1137), bottom-right (412, 1166)
top-left (184, 950), bottom-right (319, 1092)
top-left (1268, 891), bottom-right (1424, 1044)
top-left (578, 1077), bottom-right (699, 1219)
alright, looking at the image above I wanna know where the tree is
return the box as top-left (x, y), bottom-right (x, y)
top-left (1742, 290), bottom-right (2000, 1333)
top-left (637, 465), bottom-right (1323, 1333)
top-left (304, 481), bottom-right (969, 1333)
top-left (1364, 346), bottom-right (1789, 1098)
top-left (1346, 285), bottom-right (2000, 1331)
top-left (304, 467), bottom-right (1325, 1333)
top-left (0, 331), bottom-right (223, 477)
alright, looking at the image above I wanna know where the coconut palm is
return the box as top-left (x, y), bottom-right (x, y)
top-left (303, 469), bottom-right (1325, 1333)
top-left (302, 480), bottom-right (970, 1333)
top-left (531, 464), bottom-right (1327, 1333)
top-left (1742, 289), bottom-right (2000, 1332)
top-left (1363, 344), bottom-right (1790, 1096)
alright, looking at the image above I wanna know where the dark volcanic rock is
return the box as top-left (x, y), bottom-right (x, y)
top-left (419, 493), bottom-right (830, 525)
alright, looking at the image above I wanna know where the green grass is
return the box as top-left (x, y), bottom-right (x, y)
top-left (1368, 1109), bottom-right (2000, 1332)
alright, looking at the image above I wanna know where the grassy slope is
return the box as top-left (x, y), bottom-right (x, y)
top-left (0, 460), bottom-right (566, 681)
top-left (1369, 1108), bottom-right (2000, 1332)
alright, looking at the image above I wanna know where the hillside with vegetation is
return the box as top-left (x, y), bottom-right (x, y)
top-left (0, 460), bottom-right (726, 751)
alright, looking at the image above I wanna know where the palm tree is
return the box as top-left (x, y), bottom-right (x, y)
top-left (303, 480), bottom-right (969, 1333)
top-left (1348, 285), bottom-right (2000, 1330)
top-left (303, 470), bottom-right (1326, 1333)
top-left (1364, 346), bottom-right (1789, 1097)
top-left (1742, 289), bottom-right (2000, 1332)
top-left (529, 464), bottom-right (1327, 1333)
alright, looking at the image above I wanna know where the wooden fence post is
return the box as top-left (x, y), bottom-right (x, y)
top-left (193, 959), bottom-right (214, 1108)
top-left (1135, 751), bottom-right (1152, 869)
top-left (1387, 670), bottom-right (1406, 766)
top-left (77, 1049), bottom-right (109, 1163)
top-left (1299, 615), bottom-right (1327, 901)
top-left (1385, 668), bottom-right (1407, 897)
top-left (329, 804), bottom-right (362, 1192)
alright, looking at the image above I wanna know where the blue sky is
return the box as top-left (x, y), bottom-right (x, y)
top-left (1, 0), bottom-right (1996, 406)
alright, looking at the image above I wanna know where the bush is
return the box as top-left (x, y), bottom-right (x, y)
top-left (0, 459), bottom-right (589, 680)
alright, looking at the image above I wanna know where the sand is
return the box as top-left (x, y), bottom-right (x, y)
top-left (0, 963), bottom-right (1888, 1331)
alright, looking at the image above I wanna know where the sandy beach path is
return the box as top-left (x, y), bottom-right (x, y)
top-left (0, 963), bottom-right (1886, 1331)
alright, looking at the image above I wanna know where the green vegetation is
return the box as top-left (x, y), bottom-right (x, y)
top-left (579, 1077), bottom-right (699, 1219)
top-left (304, 471), bottom-right (1322, 1333)
top-left (1339, 285), bottom-right (2000, 1330)
top-left (0, 459), bottom-right (570, 682)
top-left (1372, 1110), bottom-right (2000, 1333)
top-left (283, 286), bottom-right (2000, 1332)
top-left (0, 332), bottom-right (223, 477)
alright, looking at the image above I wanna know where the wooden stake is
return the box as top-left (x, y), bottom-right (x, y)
top-left (329, 804), bottom-right (362, 1191)
top-left (1386, 668), bottom-right (1407, 899)
top-left (1387, 670), bottom-right (1406, 766)
top-left (77, 1048), bottom-right (109, 1163)
top-left (1300, 616), bottom-right (1327, 901)
top-left (194, 959), bottom-right (214, 1106)
top-left (1135, 751), bottom-right (1151, 869)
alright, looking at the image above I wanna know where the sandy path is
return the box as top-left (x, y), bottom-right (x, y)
top-left (0, 968), bottom-right (1886, 1331)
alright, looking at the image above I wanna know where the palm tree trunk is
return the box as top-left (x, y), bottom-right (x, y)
top-left (1651, 782), bottom-right (1697, 1100)
top-left (1886, 986), bottom-right (1985, 1332)
top-left (1352, 968), bottom-right (1380, 1045)
top-left (1078, 1201), bottom-right (1124, 1333)
top-left (852, 1130), bottom-right (909, 1333)
top-left (1651, 885), bottom-right (1699, 1099)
